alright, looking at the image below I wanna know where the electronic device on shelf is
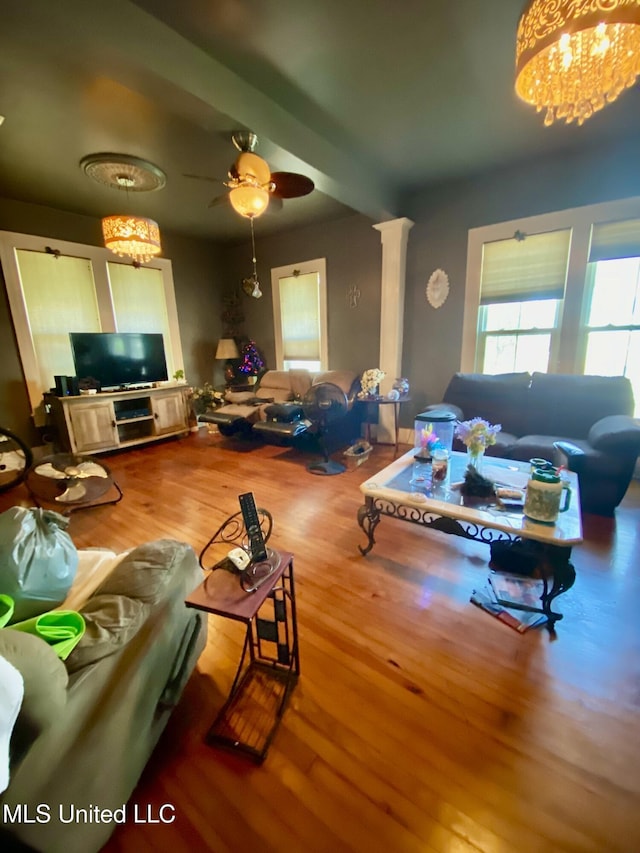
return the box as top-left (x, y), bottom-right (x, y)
top-left (69, 331), bottom-right (168, 391)
top-left (239, 492), bottom-right (268, 563)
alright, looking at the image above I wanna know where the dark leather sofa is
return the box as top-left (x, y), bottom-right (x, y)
top-left (425, 372), bottom-right (640, 516)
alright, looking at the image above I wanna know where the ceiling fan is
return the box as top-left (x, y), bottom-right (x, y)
top-left (185, 130), bottom-right (314, 218)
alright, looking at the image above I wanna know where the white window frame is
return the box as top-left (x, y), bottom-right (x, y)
top-left (462, 196), bottom-right (640, 374)
top-left (271, 257), bottom-right (328, 371)
top-left (0, 230), bottom-right (184, 412)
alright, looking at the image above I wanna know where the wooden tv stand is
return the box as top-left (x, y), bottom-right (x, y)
top-left (45, 385), bottom-right (191, 454)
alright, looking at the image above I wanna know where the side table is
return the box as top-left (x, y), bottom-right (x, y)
top-left (185, 549), bottom-right (299, 763)
top-left (362, 395), bottom-right (411, 456)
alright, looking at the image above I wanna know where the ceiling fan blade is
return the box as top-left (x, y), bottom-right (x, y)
top-left (271, 171), bottom-right (314, 199)
top-left (265, 195), bottom-right (283, 213)
top-left (208, 194), bottom-right (229, 209)
top-left (183, 173), bottom-right (221, 183)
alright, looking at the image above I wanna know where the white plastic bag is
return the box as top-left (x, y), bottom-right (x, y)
top-left (0, 507), bottom-right (78, 622)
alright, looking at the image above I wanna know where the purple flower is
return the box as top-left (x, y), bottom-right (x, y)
top-left (455, 418), bottom-right (501, 452)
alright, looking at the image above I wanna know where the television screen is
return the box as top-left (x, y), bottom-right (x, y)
top-left (70, 332), bottom-right (168, 390)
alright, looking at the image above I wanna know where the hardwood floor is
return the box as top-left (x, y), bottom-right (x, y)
top-left (3, 431), bottom-right (640, 852)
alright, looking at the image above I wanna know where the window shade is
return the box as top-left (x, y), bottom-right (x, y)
top-left (480, 229), bottom-right (571, 305)
top-left (16, 250), bottom-right (100, 391)
top-left (279, 273), bottom-right (321, 360)
top-left (589, 219), bottom-right (640, 263)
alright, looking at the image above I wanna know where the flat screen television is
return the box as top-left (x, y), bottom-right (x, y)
top-left (69, 332), bottom-right (168, 391)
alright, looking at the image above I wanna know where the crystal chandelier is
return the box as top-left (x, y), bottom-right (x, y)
top-left (515, 0), bottom-right (640, 126)
top-left (101, 215), bottom-right (162, 264)
top-left (80, 154), bottom-right (166, 263)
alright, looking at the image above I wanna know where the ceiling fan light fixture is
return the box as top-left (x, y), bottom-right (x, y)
top-left (229, 185), bottom-right (270, 219)
top-left (515, 0), bottom-right (640, 126)
top-left (102, 215), bottom-right (162, 264)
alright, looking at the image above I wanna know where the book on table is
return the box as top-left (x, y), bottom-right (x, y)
top-left (487, 572), bottom-right (545, 611)
top-left (470, 578), bottom-right (547, 633)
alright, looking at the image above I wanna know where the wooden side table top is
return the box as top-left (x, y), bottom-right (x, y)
top-left (186, 549), bottom-right (292, 623)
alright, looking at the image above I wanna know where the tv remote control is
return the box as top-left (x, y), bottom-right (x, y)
top-left (238, 492), bottom-right (268, 563)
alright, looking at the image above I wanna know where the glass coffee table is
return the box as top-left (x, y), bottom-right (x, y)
top-left (357, 449), bottom-right (583, 626)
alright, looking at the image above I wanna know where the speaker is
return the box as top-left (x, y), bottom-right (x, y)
top-left (54, 375), bottom-right (80, 397)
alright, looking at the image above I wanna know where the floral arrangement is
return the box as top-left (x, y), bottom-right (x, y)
top-left (358, 368), bottom-right (385, 399)
top-left (191, 382), bottom-right (224, 413)
top-left (455, 418), bottom-right (501, 456)
top-left (419, 423), bottom-right (442, 454)
top-left (237, 340), bottom-right (265, 376)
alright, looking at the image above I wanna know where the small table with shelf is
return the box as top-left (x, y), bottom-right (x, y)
top-left (362, 394), bottom-right (411, 456)
top-left (185, 549), bottom-right (299, 763)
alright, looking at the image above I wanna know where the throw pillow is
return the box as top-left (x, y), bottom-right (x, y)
top-left (95, 539), bottom-right (191, 605)
top-left (0, 655), bottom-right (24, 793)
top-left (65, 594), bottom-right (147, 673)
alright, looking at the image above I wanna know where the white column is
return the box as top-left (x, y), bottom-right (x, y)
top-left (372, 217), bottom-right (414, 443)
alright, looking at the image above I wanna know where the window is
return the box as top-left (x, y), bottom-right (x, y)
top-left (583, 219), bottom-right (640, 415)
top-left (0, 231), bottom-right (183, 411)
top-left (271, 258), bottom-right (327, 371)
top-left (463, 197), bottom-right (640, 415)
top-left (476, 228), bottom-right (570, 374)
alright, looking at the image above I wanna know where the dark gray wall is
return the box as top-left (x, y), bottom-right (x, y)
top-left (221, 135), bottom-right (640, 429)
top-left (0, 197), bottom-right (224, 440)
top-left (402, 133), bottom-right (640, 419)
top-left (221, 213), bottom-right (382, 375)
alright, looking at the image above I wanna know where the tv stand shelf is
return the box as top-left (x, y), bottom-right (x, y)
top-left (45, 385), bottom-right (192, 455)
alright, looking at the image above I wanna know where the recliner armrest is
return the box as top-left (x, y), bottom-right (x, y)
top-left (553, 441), bottom-right (586, 472)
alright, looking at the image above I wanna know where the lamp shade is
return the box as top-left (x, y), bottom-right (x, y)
top-left (515, 0), bottom-right (640, 126)
top-left (102, 215), bottom-right (162, 263)
top-left (215, 338), bottom-right (240, 360)
top-left (229, 185), bottom-right (270, 219)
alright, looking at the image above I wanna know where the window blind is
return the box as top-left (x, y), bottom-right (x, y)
top-left (589, 219), bottom-right (640, 263)
top-left (480, 229), bottom-right (571, 304)
top-left (16, 250), bottom-right (100, 391)
top-left (279, 273), bottom-right (321, 360)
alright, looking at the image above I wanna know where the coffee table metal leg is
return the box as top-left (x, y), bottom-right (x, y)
top-left (357, 497), bottom-right (381, 555)
top-left (539, 546), bottom-right (576, 628)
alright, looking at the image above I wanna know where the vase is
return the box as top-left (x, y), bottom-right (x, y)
top-left (466, 446), bottom-right (485, 472)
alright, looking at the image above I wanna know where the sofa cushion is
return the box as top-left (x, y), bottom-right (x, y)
top-left (444, 372), bottom-right (531, 436)
top-left (0, 630), bottom-right (68, 764)
top-left (510, 435), bottom-right (564, 463)
top-left (65, 594), bottom-right (147, 673)
top-left (95, 539), bottom-right (191, 605)
top-left (225, 390), bottom-right (256, 404)
top-left (588, 415), bottom-right (640, 453)
top-left (526, 373), bottom-right (634, 439)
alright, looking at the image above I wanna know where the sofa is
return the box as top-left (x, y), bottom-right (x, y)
top-left (424, 372), bottom-right (640, 515)
top-left (0, 539), bottom-right (207, 853)
top-left (204, 369), bottom-right (362, 447)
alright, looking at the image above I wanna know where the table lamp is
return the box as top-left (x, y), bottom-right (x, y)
top-left (216, 338), bottom-right (240, 384)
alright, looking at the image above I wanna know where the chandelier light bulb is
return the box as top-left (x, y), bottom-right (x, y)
top-left (515, 0), bottom-right (640, 126)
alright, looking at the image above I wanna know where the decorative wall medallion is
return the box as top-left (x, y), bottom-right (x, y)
top-left (426, 269), bottom-right (449, 309)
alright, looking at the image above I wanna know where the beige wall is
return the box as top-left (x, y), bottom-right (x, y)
top-left (0, 198), bottom-right (224, 440)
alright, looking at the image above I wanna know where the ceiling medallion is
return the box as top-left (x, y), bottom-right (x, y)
top-left (80, 153), bottom-right (166, 264)
top-left (80, 153), bottom-right (167, 192)
top-left (426, 269), bottom-right (450, 309)
top-left (515, 0), bottom-right (640, 126)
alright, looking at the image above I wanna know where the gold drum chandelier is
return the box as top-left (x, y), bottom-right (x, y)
top-left (101, 214), bottom-right (162, 264)
top-left (515, 0), bottom-right (640, 126)
top-left (80, 154), bottom-right (166, 263)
